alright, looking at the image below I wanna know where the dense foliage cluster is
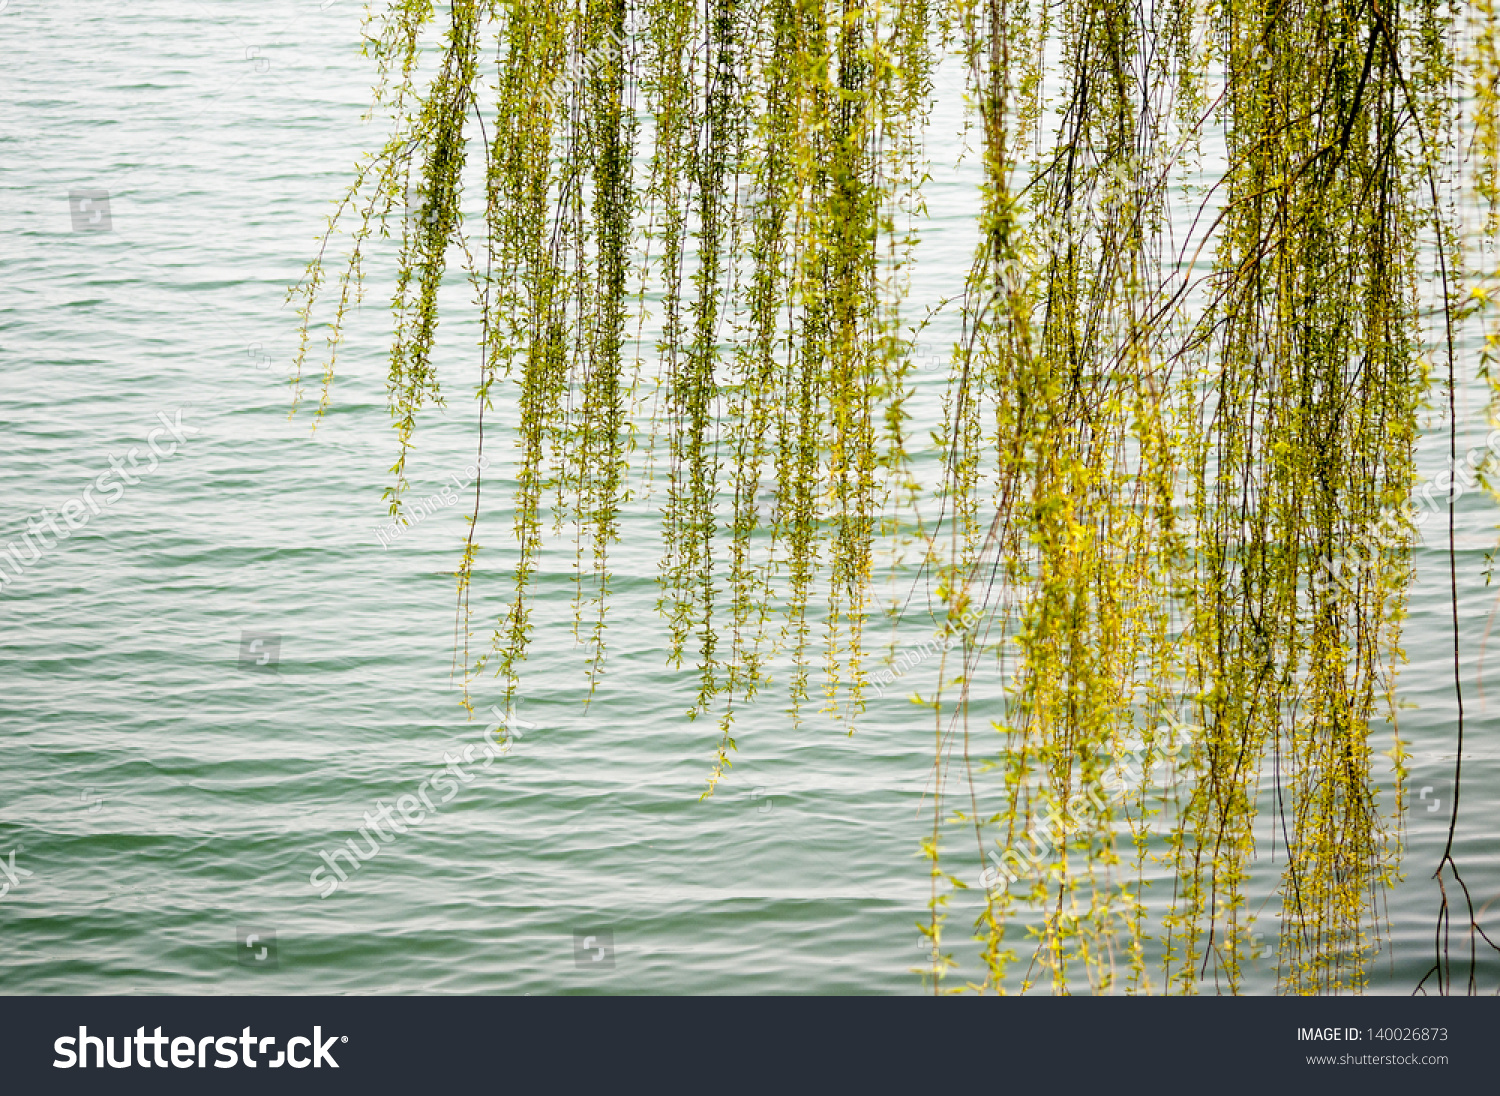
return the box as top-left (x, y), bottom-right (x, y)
top-left (292, 0), bottom-right (1500, 993)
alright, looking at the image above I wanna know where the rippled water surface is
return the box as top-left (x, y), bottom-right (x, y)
top-left (3, 1), bottom-right (1498, 994)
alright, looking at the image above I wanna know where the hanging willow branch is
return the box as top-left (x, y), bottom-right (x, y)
top-left (291, 0), bottom-right (1497, 994)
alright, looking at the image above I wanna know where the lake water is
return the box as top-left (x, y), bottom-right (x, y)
top-left (2, 0), bottom-right (1497, 994)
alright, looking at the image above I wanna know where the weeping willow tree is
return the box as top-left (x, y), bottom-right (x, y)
top-left (291, 0), bottom-right (1500, 994)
